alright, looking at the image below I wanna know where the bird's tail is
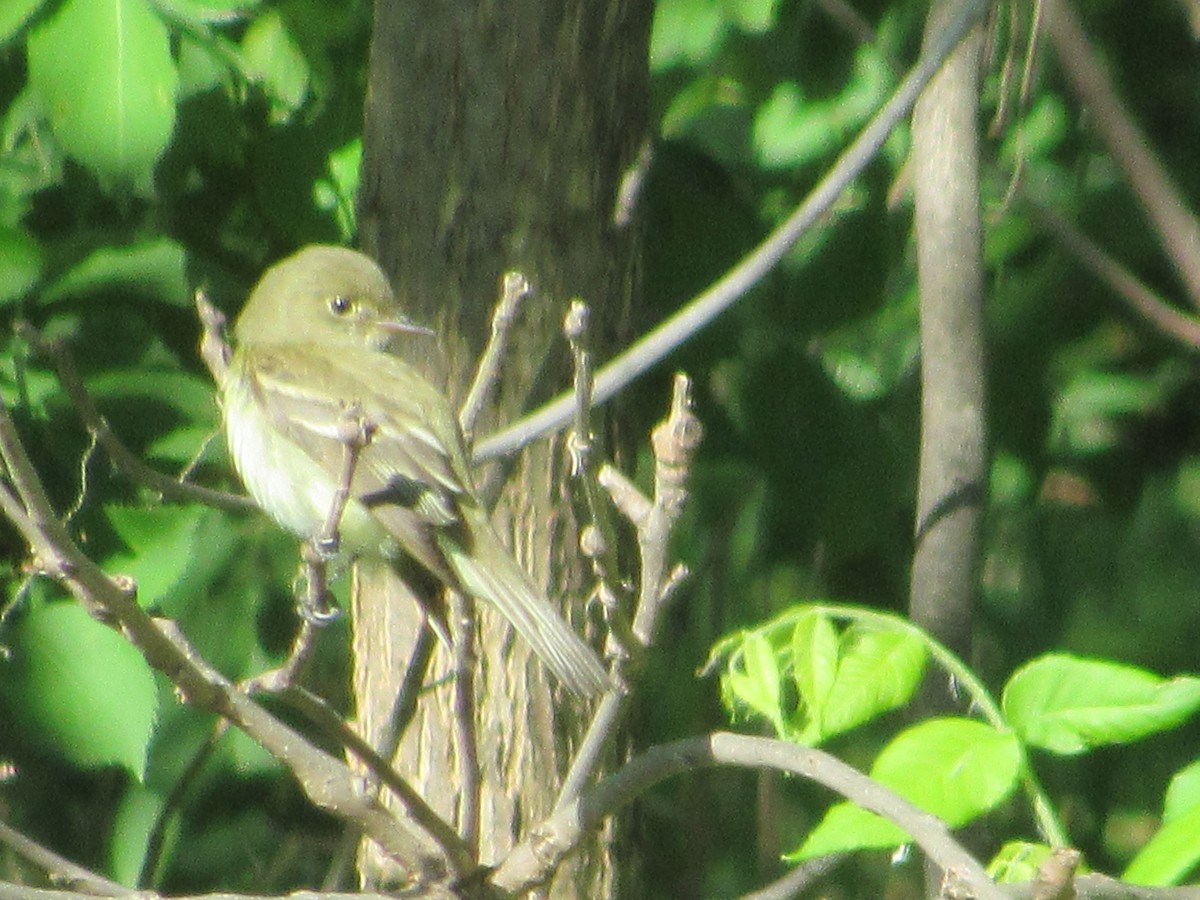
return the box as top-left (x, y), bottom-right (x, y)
top-left (442, 504), bottom-right (610, 697)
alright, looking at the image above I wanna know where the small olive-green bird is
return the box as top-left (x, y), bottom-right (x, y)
top-left (222, 245), bottom-right (609, 697)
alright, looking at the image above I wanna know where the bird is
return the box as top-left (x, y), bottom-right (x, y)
top-left (221, 244), bottom-right (609, 697)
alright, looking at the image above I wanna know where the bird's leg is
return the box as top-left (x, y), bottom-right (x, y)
top-left (297, 402), bottom-right (376, 624)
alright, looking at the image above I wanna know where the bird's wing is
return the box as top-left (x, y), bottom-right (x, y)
top-left (241, 344), bottom-right (470, 575)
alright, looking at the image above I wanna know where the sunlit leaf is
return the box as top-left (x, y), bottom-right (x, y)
top-left (0, 603), bottom-right (157, 777)
top-left (1123, 803), bottom-right (1200, 886)
top-left (27, 0), bottom-right (178, 188)
top-left (0, 0), bottom-right (45, 44)
top-left (1003, 654), bottom-right (1200, 754)
top-left (105, 505), bottom-right (206, 608)
top-left (241, 9), bottom-right (310, 121)
top-left (819, 627), bottom-right (926, 740)
top-left (789, 719), bottom-right (1021, 860)
top-left (41, 239), bottom-right (190, 306)
top-left (0, 227), bottom-right (43, 305)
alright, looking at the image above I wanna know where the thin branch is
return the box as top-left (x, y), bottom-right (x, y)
top-left (1024, 198), bottom-right (1200, 350)
top-left (495, 732), bottom-right (1007, 899)
top-left (15, 323), bottom-right (253, 514)
top-left (0, 399), bottom-right (469, 887)
top-left (737, 854), bottom-right (845, 900)
top-left (195, 289), bottom-right (232, 390)
top-left (0, 819), bottom-right (128, 897)
top-left (1044, 0), bottom-right (1200, 310)
top-left (556, 374), bottom-right (701, 808)
top-left (563, 300), bottom-right (632, 657)
top-left (474, 0), bottom-right (991, 462)
top-left (458, 271), bottom-right (530, 444)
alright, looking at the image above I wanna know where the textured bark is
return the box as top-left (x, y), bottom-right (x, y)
top-left (353, 1), bottom-right (650, 895)
top-left (909, 2), bottom-right (987, 682)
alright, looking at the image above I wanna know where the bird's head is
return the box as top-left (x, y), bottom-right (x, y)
top-left (234, 245), bottom-right (432, 350)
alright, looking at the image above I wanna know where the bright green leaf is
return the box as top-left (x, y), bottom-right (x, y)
top-left (27, 0), bottom-right (178, 188)
top-left (1002, 654), bottom-right (1200, 754)
top-left (41, 239), bottom-right (190, 306)
top-left (1163, 759), bottom-right (1200, 824)
top-left (1, 603), bottom-right (157, 777)
top-left (988, 841), bottom-right (1057, 884)
top-left (789, 718), bottom-right (1021, 860)
top-left (0, 0), bottom-right (46, 44)
top-left (789, 611), bottom-right (838, 741)
top-left (241, 9), bottom-right (310, 121)
top-left (754, 82), bottom-right (838, 170)
top-left (818, 627), bottom-right (926, 740)
top-left (109, 783), bottom-right (166, 886)
top-left (0, 227), bottom-right (43, 305)
top-left (1123, 803), bottom-right (1200, 886)
top-left (105, 505), bottom-right (206, 608)
top-left (650, 0), bottom-right (727, 71)
top-left (721, 631), bottom-right (786, 732)
top-left (724, 0), bottom-right (782, 34)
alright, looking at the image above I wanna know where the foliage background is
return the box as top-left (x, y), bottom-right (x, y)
top-left (1, 0), bottom-right (1200, 896)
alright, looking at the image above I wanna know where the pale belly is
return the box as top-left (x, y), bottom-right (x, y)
top-left (223, 365), bottom-right (389, 558)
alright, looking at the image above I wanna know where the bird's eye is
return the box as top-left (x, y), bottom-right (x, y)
top-left (329, 295), bottom-right (353, 316)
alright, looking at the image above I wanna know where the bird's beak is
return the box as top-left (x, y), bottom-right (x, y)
top-left (378, 316), bottom-right (435, 337)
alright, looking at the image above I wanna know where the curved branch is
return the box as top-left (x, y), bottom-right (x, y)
top-left (475, 0), bottom-right (991, 462)
top-left (492, 732), bottom-right (1006, 899)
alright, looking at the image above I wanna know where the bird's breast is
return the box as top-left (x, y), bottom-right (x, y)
top-left (223, 356), bottom-right (391, 559)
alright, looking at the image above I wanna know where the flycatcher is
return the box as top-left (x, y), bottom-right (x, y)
top-left (222, 245), bottom-right (609, 697)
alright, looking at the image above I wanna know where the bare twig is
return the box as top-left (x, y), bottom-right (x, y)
top-left (556, 375), bottom-right (701, 808)
top-left (563, 301), bottom-right (632, 657)
top-left (14, 323), bottom-right (253, 514)
top-left (1024, 198), bottom-right (1200, 350)
top-left (613, 139), bottom-right (653, 228)
top-left (738, 854), bottom-right (845, 900)
top-left (496, 732), bottom-right (1007, 899)
top-left (195, 289), bottom-right (232, 389)
top-left (1044, 0), bottom-right (1200, 310)
top-left (475, 0), bottom-right (991, 463)
top-left (0, 819), bottom-right (128, 896)
top-left (458, 272), bottom-right (531, 444)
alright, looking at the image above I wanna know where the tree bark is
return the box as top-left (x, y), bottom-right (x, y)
top-left (909, 1), bottom-right (987, 692)
top-left (353, 1), bottom-right (651, 895)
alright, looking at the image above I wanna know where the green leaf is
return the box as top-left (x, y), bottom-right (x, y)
top-left (240, 9), bottom-right (310, 122)
top-left (1163, 758), bottom-right (1200, 824)
top-left (988, 841), bottom-right (1057, 884)
top-left (105, 505), bottom-right (206, 608)
top-left (312, 138), bottom-right (362, 241)
top-left (1002, 654), bottom-right (1200, 754)
top-left (1, 603), bottom-right (157, 777)
top-left (789, 611), bottom-right (838, 741)
top-left (0, 0), bottom-right (46, 44)
top-left (753, 82), bottom-right (837, 170)
top-left (27, 0), bottom-right (178, 188)
top-left (721, 630), bottom-right (787, 733)
top-left (108, 783), bottom-right (166, 886)
top-left (1123, 802), bottom-right (1200, 886)
top-left (723, 0), bottom-right (782, 33)
top-left (818, 626), bottom-right (926, 741)
top-left (650, 0), bottom-right (727, 71)
top-left (0, 227), bottom-right (43, 305)
top-left (789, 718), bottom-right (1021, 860)
top-left (41, 239), bottom-right (190, 306)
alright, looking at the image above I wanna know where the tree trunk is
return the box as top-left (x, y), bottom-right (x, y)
top-left (353, 1), bottom-right (651, 895)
